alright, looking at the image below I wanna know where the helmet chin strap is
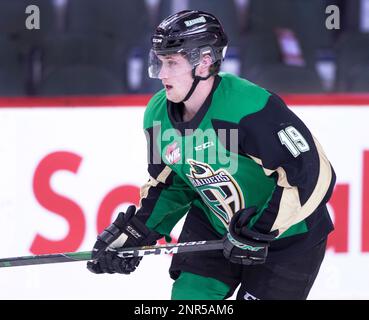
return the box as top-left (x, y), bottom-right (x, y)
top-left (182, 67), bottom-right (213, 102)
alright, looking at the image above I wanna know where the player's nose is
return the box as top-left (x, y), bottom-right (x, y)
top-left (158, 65), bottom-right (169, 80)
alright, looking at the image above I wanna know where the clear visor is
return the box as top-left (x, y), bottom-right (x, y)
top-left (148, 47), bottom-right (216, 79)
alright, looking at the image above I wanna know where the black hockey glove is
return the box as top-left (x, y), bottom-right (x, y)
top-left (223, 207), bottom-right (278, 265)
top-left (87, 205), bottom-right (161, 274)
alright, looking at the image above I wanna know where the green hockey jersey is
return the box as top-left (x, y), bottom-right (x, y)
top-left (137, 73), bottom-right (335, 258)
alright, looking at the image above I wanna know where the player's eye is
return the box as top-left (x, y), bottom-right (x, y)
top-left (167, 60), bottom-right (177, 67)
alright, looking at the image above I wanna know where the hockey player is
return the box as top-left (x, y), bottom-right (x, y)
top-left (87, 10), bottom-right (336, 300)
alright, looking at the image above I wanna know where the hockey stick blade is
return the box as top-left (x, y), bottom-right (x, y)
top-left (0, 239), bottom-right (223, 268)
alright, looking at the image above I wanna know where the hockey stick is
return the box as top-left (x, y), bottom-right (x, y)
top-left (0, 239), bottom-right (223, 268)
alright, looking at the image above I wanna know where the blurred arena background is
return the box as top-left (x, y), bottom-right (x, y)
top-left (0, 0), bottom-right (368, 300)
top-left (0, 0), bottom-right (368, 95)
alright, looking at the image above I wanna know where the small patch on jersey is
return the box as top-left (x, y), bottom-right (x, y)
top-left (165, 142), bottom-right (181, 164)
top-left (194, 141), bottom-right (214, 151)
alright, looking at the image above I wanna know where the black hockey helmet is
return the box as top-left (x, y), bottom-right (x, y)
top-left (148, 10), bottom-right (228, 80)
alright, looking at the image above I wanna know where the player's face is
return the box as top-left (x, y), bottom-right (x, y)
top-left (157, 54), bottom-right (194, 103)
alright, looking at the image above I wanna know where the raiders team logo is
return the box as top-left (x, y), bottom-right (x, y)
top-left (186, 159), bottom-right (245, 227)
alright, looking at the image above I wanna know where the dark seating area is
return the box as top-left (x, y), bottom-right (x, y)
top-left (0, 0), bottom-right (368, 96)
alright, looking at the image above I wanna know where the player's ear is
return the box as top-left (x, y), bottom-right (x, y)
top-left (198, 54), bottom-right (213, 77)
